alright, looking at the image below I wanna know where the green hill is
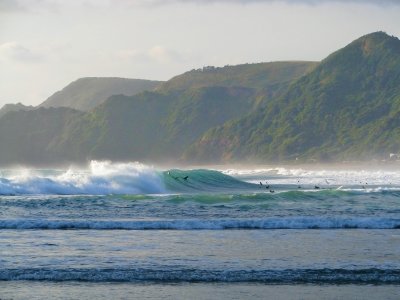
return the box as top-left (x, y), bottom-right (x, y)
top-left (0, 60), bottom-right (316, 166)
top-left (160, 61), bottom-right (317, 92)
top-left (185, 32), bottom-right (400, 163)
top-left (0, 103), bottom-right (34, 119)
top-left (2, 33), bottom-right (398, 166)
top-left (47, 86), bottom-right (258, 163)
top-left (40, 77), bottom-right (163, 111)
top-left (46, 61), bottom-right (317, 163)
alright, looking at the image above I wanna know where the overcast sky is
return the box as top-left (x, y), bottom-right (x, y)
top-left (1, 0), bottom-right (400, 106)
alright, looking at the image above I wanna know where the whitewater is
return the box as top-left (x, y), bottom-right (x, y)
top-left (1, 161), bottom-right (400, 299)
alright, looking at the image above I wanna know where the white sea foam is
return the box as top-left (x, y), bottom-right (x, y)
top-left (0, 161), bottom-right (166, 195)
top-left (222, 167), bottom-right (400, 186)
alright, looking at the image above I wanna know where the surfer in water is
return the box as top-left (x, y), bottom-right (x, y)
top-left (167, 171), bottom-right (179, 180)
top-left (168, 171), bottom-right (189, 181)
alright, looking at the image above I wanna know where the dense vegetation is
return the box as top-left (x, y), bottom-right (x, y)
top-left (0, 61), bottom-right (313, 166)
top-left (1, 32), bottom-right (399, 166)
top-left (186, 32), bottom-right (400, 163)
top-left (46, 86), bottom-right (258, 163)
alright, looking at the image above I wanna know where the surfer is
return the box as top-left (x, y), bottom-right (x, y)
top-left (183, 176), bottom-right (189, 181)
top-left (314, 185), bottom-right (320, 189)
top-left (269, 189), bottom-right (275, 193)
top-left (167, 171), bottom-right (179, 180)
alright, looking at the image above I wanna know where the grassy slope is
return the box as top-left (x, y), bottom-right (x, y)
top-left (160, 61), bottom-right (317, 92)
top-left (40, 77), bottom-right (163, 111)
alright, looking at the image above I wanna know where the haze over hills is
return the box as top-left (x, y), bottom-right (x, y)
top-left (40, 77), bottom-right (163, 111)
top-left (0, 32), bottom-right (399, 166)
top-left (0, 107), bottom-right (83, 166)
top-left (46, 86), bottom-right (258, 163)
top-left (0, 61), bottom-right (315, 166)
top-left (44, 61), bottom-right (316, 163)
top-left (186, 32), bottom-right (400, 163)
top-left (0, 103), bottom-right (34, 119)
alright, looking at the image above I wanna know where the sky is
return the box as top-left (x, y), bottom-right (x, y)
top-left (1, 0), bottom-right (400, 106)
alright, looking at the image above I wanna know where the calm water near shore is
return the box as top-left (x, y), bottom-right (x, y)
top-left (1, 282), bottom-right (400, 300)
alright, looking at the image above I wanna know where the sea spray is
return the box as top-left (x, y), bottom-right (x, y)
top-left (0, 161), bottom-right (256, 195)
top-left (222, 167), bottom-right (400, 186)
top-left (0, 161), bottom-right (166, 195)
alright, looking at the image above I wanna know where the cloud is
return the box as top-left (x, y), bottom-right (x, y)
top-left (0, 0), bottom-right (25, 12)
top-left (113, 0), bottom-right (400, 7)
top-left (148, 46), bottom-right (182, 64)
top-left (114, 0), bottom-right (400, 7)
top-left (183, 0), bottom-right (398, 4)
top-left (116, 49), bottom-right (140, 60)
top-left (0, 42), bottom-right (43, 63)
top-left (1, 0), bottom-right (399, 12)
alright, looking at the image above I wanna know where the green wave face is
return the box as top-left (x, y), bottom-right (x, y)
top-left (163, 169), bottom-right (256, 193)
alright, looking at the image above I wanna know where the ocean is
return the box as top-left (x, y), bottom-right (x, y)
top-left (0, 161), bottom-right (399, 299)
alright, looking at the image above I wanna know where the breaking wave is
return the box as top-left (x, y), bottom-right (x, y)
top-left (1, 217), bottom-right (399, 230)
top-left (1, 268), bottom-right (399, 283)
top-left (0, 161), bottom-right (165, 195)
top-left (1, 161), bottom-right (400, 197)
top-left (0, 161), bottom-right (254, 195)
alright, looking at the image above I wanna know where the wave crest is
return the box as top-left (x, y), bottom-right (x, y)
top-left (0, 161), bottom-right (255, 195)
top-left (1, 217), bottom-right (399, 230)
top-left (1, 268), bottom-right (399, 283)
top-left (0, 161), bottom-right (166, 195)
